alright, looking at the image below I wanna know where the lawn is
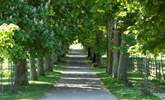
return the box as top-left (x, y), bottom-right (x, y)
top-left (2, 64), bottom-right (64, 100)
top-left (93, 66), bottom-right (161, 100)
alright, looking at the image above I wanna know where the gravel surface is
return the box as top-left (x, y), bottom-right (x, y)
top-left (41, 49), bottom-right (117, 100)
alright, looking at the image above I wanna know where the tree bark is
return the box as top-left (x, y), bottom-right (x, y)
top-left (117, 53), bottom-right (128, 83)
top-left (141, 57), bottom-right (150, 95)
top-left (112, 52), bottom-right (119, 78)
top-left (95, 53), bottom-right (101, 66)
top-left (30, 58), bottom-right (38, 80)
top-left (95, 31), bottom-right (102, 67)
top-left (112, 29), bottom-right (120, 78)
top-left (38, 57), bottom-right (45, 76)
top-left (106, 19), bottom-right (113, 74)
top-left (88, 48), bottom-right (92, 59)
top-left (107, 52), bottom-right (113, 74)
top-left (14, 59), bottom-right (28, 86)
top-left (50, 55), bottom-right (54, 70)
top-left (51, 54), bottom-right (58, 66)
top-left (89, 50), bottom-right (93, 60)
top-left (92, 52), bottom-right (96, 63)
top-left (43, 57), bottom-right (48, 72)
top-left (47, 56), bottom-right (53, 72)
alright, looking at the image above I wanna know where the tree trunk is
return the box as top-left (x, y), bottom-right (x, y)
top-left (30, 58), bottom-right (38, 80)
top-left (161, 55), bottom-right (164, 80)
top-left (112, 52), bottom-right (119, 78)
top-left (106, 19), bottom-right (113, 74)
top-left (43, 57), bottom-right (48, 72)
top-left (117, 53), bottom-right (128, 83)
top-left (112, 29), bottom-right (120, 78)
top-left (14, 59), bottom-right (28, 86)
top-left (107, 52), bottom-right (113, 74)
top-left (95, 31), bottom-right (102, 67)
top-left (141, 57), bottom-right (150, 95)
top-left (95, 53), bottom-right (101, 66)
top-left (57, 54), bottom-right (64, 62)
top-left (38, 57), bottom-right (45, 76)
top-left (57, 55), bottom-right (61, 62)
top-left (92, 52), bottom-right (96, 63)
top-left (88, 48), bottom-right (92, 60)
top-left (51, 55), bottom-right (55, 66)
top-left (89, 50), bottom-right (93, 60)
top-left (53, 54), bottom-right (58, 64)
top-left (47, 56), bottom-right (53, 72)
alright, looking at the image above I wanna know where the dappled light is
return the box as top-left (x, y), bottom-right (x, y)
top-left (55, 83), bottom-right (101, 90)
top-left (41, 49), bottom-right (117, 100)
top-left (1, 0), bottom-right (165, 100)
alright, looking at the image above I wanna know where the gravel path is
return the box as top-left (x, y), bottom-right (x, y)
top-left (41, 49), bottom-right (117, 100)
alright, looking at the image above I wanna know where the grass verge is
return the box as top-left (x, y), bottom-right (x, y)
top-left (3, 63), bottom-right (64, 100)
top-left (93, 66), bottom-right (161, 100)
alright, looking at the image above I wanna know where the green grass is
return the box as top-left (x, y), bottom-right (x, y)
top-left (3, 63), bottom-right (64, 100)
top-left (93, 66), bottom-right (161, 100)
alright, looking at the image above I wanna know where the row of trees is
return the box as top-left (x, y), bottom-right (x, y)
top-left (75, 0), bottom-right (165, 95)
top-left (1, 0), bottom-right (165, 89)
top-left (0, 0), bottom-right (78, 86)
top-left (72, 0), bottom-right (165, 84)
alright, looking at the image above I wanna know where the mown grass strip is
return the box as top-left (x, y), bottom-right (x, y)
top-left (3, 64), bottom-right (64, 100)
top-left (93, 66), bottom-right (161, 100)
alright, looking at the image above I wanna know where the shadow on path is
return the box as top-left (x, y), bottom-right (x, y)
top-left (41, 49), bottom-right (117, 100)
